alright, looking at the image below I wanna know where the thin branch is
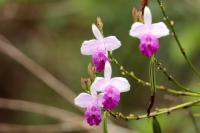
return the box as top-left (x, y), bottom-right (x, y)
top-left (109, 54), bottom-right (200, 97)
top-left (188, 110), bottom-right (200, 133)
top-left (0, 123), bottom-right (85, 133)
top-left (0, 97), bottom-right (93, 132)
top-left (107, 98), bottom-right (200, 121)
top-left (156, 0), bottom-right (200, 78)
top-left (154, 58), bottom-right (200, 93)
top-left (0, 36), bottom-right (80, 111)
top-left (0, 98), bottom-right (81, 123)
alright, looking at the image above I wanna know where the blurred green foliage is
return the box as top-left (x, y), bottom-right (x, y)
top-left (0, 0), bottom-right (199, 132)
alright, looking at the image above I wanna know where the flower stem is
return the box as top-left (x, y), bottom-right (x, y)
top-left (103, 111), bottom-right (108, 133)
top-left (154, 58), bottom-right (200, 94)
top-left (156, 0), bottom-right (200, 79)
top-left (109, 53), bottom-right (200, 97)
top-left (107, 98), bottom-right (200, 121)
top-left (188, 109), bottom-right (200, 133)
top-left (147, 55), bottom-right (156, 116)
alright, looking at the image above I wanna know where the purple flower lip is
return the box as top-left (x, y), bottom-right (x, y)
top-left (139, 34), bottom-right (159, 57)
top-left (92, 50), bottom-right (109, 72)
top-left (102, 85), bottom-right (120, 110)
top-left (84, 104), bottom-right (102, 126)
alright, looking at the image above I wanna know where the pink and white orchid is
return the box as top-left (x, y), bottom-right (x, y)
top-left (129, 6), bottom-right (169, 57)
top-left (91, 61), bottom-right (130, 109)
top-left (74, 89), bottom-right (103, 126)
top-left (81, 24), bottom-right (121, 72)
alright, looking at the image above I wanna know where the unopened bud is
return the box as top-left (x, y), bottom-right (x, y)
top-left (96, 16), bottom-right (103, 33)
top-left (81, 78), bottom-right (91, 90)
top-left (88, 63), bottom-right (96, 79)
top-left (132, 7), bottom-right (143, 22)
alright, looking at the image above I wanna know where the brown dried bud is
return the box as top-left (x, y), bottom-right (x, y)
top-left (96, 16), bottom-right (103, 33)
top-left (80, 78), bottom-right (91, 90)
top-left (88, 63), bottom-right (96, 79)
top-left (138, 11), bottom-right (144, 22)
top-left (141, 0), bottom-right (149, 14)
top-left (132, 7), bottom-right (143, 22)
top-left (132, 8), bottom-right (138, 22)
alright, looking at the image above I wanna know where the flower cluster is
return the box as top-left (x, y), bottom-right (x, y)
top-left (74, 6), bottom-right (169, 126)
top-left (76, 23), bottom-right (130, 126)
top-left (75, 61), bottom-right (130, 126)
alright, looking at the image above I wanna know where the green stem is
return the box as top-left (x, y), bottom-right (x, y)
top-left (150, 56), bottom-right (156, 95)
top-left (109, 53), bottom-right (200, 97)
top-left (188, 109), bottom-right (200, 133)
top-left (147, 56), bottom-right (156, 115)
top-left (103, 111), bottom-right (108, 133)
top-left (154, 58), bottom-right (200, 94)
top-left (156, 0), bottom-right (200, 79)
top-left (107, 98), bottom-right (200, 121)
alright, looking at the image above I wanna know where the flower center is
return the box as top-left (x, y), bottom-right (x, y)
top-left (92, 50), bottom-right (108, 72)
top-left (102, 85), bottom-right (120, 110)
top-left (84, 104), bottom-right (101, 126)
top-left (139, 34), bottom-right (159, 57)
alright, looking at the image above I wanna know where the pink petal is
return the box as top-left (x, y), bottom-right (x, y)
top-left (103, 36), bottom-right (121, 51)
top-left (74, 93), bottom-right (93, 108)
top-left (129, 22), bottom-right (146, 38)
top-left (110, 77), bottom-right (130, 92)
top-left (104, 61), bottom-right (112, 80)
top-left (144, 6), bottom-right (152, 25)
top-left (150, 22), bottom-right (169, 38)
top-left (81, 39), bottom-right (100, 55)
top-left (92, 24), bottom-right (103, 40)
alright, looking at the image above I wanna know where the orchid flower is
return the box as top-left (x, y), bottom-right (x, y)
top-left (129, 6), bottom-right (169, 57)
top-left (74, 89), bottom-right (103, 126)
top-left (91, 61), bottom-right (130, 109)
top-left (81, 24), bottom-right (121, 72)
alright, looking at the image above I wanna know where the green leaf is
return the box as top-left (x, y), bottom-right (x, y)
top-left (152, 117), bottom-right (162, 133)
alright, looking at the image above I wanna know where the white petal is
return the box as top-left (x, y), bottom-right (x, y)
top-left (92, 24), bottom-right (103, 40)
top-left (150, 22), bottom-right (169, 38)
top-left (91, 77), bottom-right (106, 92)
top-left (144, 6), bottom-right (152, 25)
top-left (103, 36), bottom-right (121, 51)
top-left (110, 77), bottom-right (130, 92)
top-left (74, 93), bottom-right (93, 108)
top-left (80, 39), bottom-right (99, 55)
top-left (97, 93), bottom-right (104, 107)
top-left (104, 61), bottom-right (112, 80)
top-left (129, 22), bottom-right (146, 38)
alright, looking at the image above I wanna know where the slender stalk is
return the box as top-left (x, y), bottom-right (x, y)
top-left (0, 123), bottom-right (85, 133)
top-left (188, 110), bottom-right (200, 133)
top-left (154, 58), bottom-right (200, 94)
top-left (156, 0), bottom-right (200, 78)
top-left (103, 111), bottom-right (108, 133)
top-left (193, 113), bottom-right (200, 117)
top-left (147, 56), bottom-right (156, 115)
top-left (109, 53), bottom-right (200, 97)
top-left (107, 98), bottom-right (200, 121)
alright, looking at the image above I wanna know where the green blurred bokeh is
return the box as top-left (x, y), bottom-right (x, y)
top-left (0, 0), bottom-right (199, 132)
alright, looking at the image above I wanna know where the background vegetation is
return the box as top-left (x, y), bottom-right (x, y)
top-left (0, 0), bottom-right (200, 132)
